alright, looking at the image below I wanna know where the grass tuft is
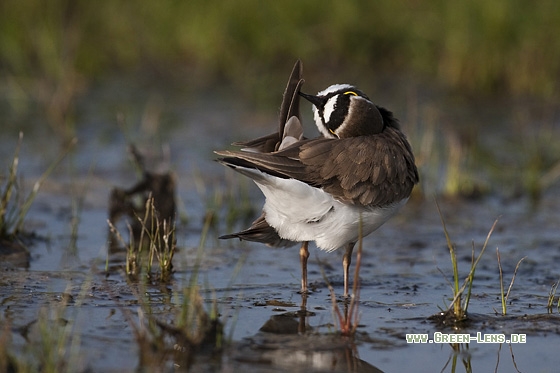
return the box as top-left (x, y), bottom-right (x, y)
top-left (1, 132), bottom-right (75, 239)
top-left (108, 196), bottom-right (176, 282)
top-left (433, 200), bottom-right (498, 324)
top-left (496, 250), bottom-right (526, 315)
top-left (124, 211), bottom-right (224, 371)
top-left (546, 279), bottom-right (559, 313)
top-left (0, 278), bottom-right (92, 372)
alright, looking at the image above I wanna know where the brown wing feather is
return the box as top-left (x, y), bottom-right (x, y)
top-left (216, 127), bottom-right (418, 207)
top-left (291, 128), bottom-right (417, 206)
top-left (219, 213), bottom-right (296, 247)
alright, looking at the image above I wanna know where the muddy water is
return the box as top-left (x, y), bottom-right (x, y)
top-left (1, 81), bottom-right (560, 372)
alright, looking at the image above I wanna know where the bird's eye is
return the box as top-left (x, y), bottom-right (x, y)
top-left (343, 91), bottom-right (358, 96)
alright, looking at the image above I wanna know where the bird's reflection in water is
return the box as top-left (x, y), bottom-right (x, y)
top-left (247, 293), bottom-right (384, 373)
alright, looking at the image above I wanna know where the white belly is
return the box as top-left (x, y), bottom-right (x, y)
top-left (252, 172), bottom-right (407, 252)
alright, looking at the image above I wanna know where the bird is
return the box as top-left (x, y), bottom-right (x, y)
top-left (216, 64), bottom-right (419, 297)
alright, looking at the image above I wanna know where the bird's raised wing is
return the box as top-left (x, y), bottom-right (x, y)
top-left (232, 60), bottom-right (304, 152)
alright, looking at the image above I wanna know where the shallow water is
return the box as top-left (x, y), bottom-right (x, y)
top-left (1, 80), bottom-right (560, 372)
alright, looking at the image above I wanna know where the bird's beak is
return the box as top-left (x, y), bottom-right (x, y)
top-left (299, 91), bottom-right (325, 108)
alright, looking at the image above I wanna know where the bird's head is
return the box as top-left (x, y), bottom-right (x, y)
top-left (299, 84), bottom-right (397, 138)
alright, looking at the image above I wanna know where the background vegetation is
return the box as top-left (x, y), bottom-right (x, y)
top-left (1, 0), bottom-right (559, 109)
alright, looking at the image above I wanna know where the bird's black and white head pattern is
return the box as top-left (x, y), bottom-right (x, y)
top-left (300, 84), bottom-right (391, 139)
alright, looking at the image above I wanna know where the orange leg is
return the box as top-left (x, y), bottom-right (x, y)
top-left (342, 242), bottom-right (355, 297)
top-left (299, 241), bottom-right (310, 293)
